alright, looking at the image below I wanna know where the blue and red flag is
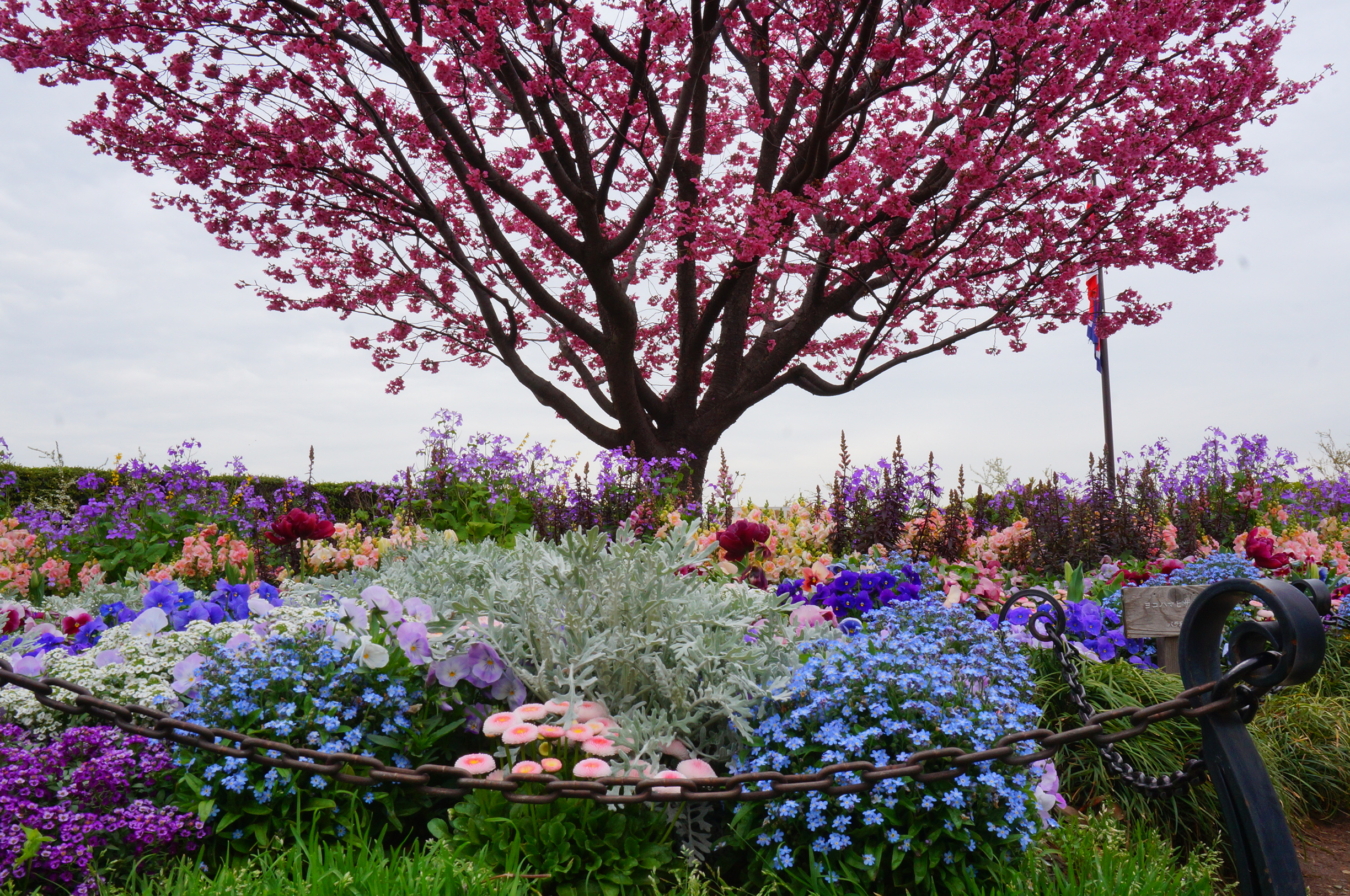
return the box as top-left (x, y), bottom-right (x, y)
top-left (1085, 274), bottom-right (1102, 373)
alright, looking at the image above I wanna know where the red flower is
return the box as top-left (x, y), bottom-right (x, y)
top-left (1243, 529), bottom-right (1291, 571)
top-left (2, 607), bottom-right (21, 634)
top-left (716, 520), bottom-right (770, 562)
top-left (1152, 558), bottom-right (1185, 576)
top-left (740, 566), bottom-right (769, 591)
top-left (266, 509), bottom-right (336, 545)
top-left (61, 612), bottom-right (93, 637)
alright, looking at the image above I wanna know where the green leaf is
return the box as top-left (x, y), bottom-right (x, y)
top-left (196, 798), bottom-right (215, 823)
top-left (16, 825), bottom-right (55, 866)
top-left (427, 818), bottom-right (450, 841)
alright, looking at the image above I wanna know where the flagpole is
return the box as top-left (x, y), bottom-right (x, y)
top-left (1097, 262), bottom-right (1117, 494)
top-left (1091, 172), bottom-right (1117, 494)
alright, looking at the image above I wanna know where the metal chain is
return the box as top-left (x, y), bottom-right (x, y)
top-left (0, 655), bottom-right (1251, 806)
top-left (1043, 620), bottom-right (1211, 796)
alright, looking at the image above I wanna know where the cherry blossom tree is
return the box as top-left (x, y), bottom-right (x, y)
top-left (0, 0), bottom-right (1313, 483)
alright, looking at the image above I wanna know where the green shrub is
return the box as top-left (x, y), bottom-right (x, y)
top-left (980, 812), bottom-right (1227, 896)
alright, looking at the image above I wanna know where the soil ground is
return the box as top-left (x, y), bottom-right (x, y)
top-left (1299, 816), bottom-right (1350, 895)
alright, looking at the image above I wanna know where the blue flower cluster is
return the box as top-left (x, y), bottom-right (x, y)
top-left (1132, 552), bottom-right (1263, 589)
top-left (175, 626), bottom-right (419, 845)
top-left (732, 599), bottom-right (1042, 895)
top-left (776, 563), bottom-right (924, 618)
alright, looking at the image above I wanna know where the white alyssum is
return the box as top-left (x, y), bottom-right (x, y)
top-left (0, 605), bottom-right (332, 737)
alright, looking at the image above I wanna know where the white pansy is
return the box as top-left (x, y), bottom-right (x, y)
top-left (354, 638), bottom-right (389, 669)
top-left (127, 607), bottom-right (168, 636)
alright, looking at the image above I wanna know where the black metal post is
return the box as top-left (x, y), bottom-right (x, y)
top-left (1178, 578), bottom-right (1327, 896)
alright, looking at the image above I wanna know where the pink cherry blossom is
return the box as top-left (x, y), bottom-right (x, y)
top-left (0, 0), bottom-right (1307, 475)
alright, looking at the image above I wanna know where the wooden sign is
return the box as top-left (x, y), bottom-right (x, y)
top-left (1121, 585), bottom-right (1208, 638)
top-left (1121, 585), bottom-right (1208, 674)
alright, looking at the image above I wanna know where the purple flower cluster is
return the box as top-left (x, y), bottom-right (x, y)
top-left (994, 600), bottom-right (1152, 667)
top-left (137, 579), bottom-right (281, 630)
top-left (0, 725), bottom-right (207, 895)
top-left (0, 579), bottom-right (281, 662)
top-left (12, 442), bottom-right (289, 547)
top-left (1061, 599), bottom-right (1150, 664)
top-left (776, 565), bottom-right (924, 618)
top-left (0, 437), bottom-right (16, 500)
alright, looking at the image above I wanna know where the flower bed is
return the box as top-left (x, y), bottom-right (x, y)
top-left (2, 420), bottom-right (1348, 893)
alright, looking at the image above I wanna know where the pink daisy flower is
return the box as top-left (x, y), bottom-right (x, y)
top-left (482, 712), bottom-right (519, 737)
top-left (537, 725), bottom-right (565, 739)
top-left (582, 736), bottom-right (619, 757)
top-left (586, 719), bottom-right (610, 735)
top-left (652, 769), bottom-right (688, 795)
top-left (676, 759), bottom-right (716, 779)
top-left (588, 717), bottom-right (617, 732)
top-left (575, 701), bottom-right (608, 722)
top-left (515, 703), bottom-right (548, 721)
top-left (512, 760), bottom-right (544, 775)
top-left (573, 758), bottom-right (611, 778)
top-left (541, 757), bottom-right (563, 773)
top-left (662, 738), bottom-right (690, 759)
top-left (543, 699), bottom-right (570, 715)
top-left (564, 724), bottom-right (593, 743)
top-left (454, 753), bottom-right (496, 776)
top-left (502, 723), bottom-right (540, 745)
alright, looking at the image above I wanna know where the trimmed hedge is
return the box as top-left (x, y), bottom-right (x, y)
top-left (0, 463), bottom-right (401, 524)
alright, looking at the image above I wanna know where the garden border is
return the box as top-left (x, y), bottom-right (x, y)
top-left (0, 577), bottom-right (1328, 896)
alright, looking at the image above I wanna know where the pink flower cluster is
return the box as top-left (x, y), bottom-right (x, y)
top-left (0, 519), bottom-right (97, 597)
top-left (455, 696), bottom-right (721, 789)
top-left (146, 523), bottom-right (251, 584)
top-left (480, 699), bottom-right (617, 755)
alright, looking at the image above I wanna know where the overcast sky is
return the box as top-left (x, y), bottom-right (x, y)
top-left (2, 1), bottom-right (1347, 503)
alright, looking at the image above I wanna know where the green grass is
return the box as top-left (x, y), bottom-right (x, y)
top-left (1032, 629), bottom-right (1350, 853)
top-left (978, 812), bottom-right (1231, 896)
top-left (67, 812), bottom-right (1228, 896)
top-left (85, 834), bottom-right (774, 896)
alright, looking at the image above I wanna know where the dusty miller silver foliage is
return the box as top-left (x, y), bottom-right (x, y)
top-left (331, 522), bottom-right (805, 763)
